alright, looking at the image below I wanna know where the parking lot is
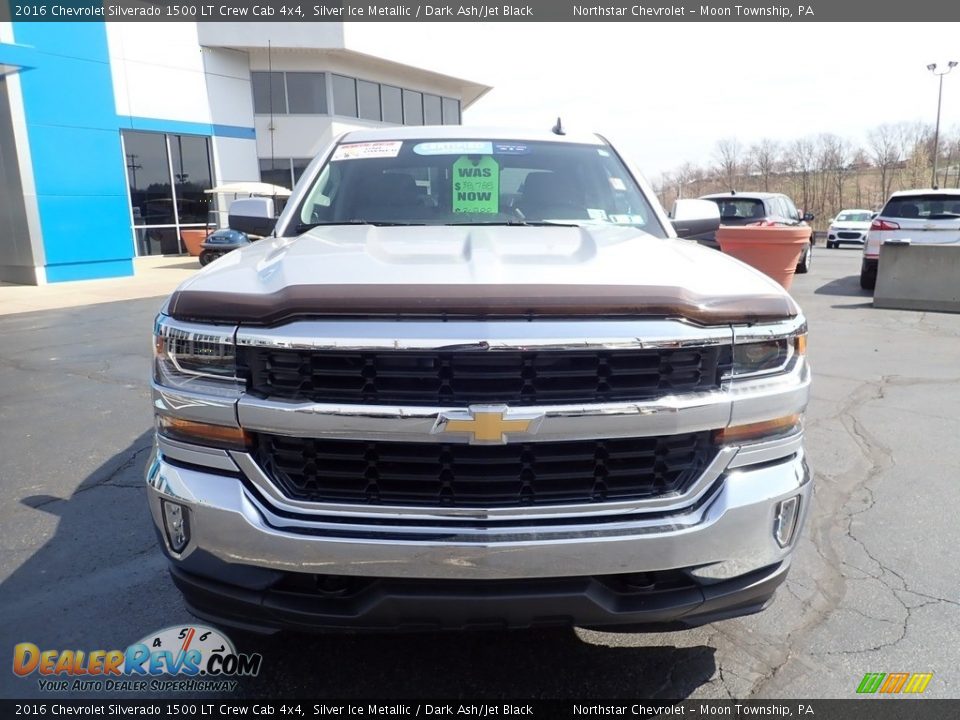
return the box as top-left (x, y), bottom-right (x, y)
top-left (1, 247), bottom-right (959, 700)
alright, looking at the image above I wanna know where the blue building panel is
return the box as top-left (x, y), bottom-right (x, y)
top-left (27, 125), bottom-right (128, 197)
top-left (36, 195), bottom-right (133, 265)
top-left (45, 259), bottom-right (134, 283)
top-left (14, 55), bottom-right (118, 131)
top-left (1, 23), bottom-right (257, 284)
top-left (119, 115), bottom-right (257, 140)
top-left (9, 22), bottom-right (131, 282)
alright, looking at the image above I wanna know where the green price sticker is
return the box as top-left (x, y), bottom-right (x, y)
top-left (452, 155), bottom-right (499, 214)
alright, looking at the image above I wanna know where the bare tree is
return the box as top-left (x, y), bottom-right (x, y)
top-left (932, 126), bottom-right (960, 188)
top-left (714, 138), bottom-right (741, 191)
top-left (673, 161), bottom-right (700, 198)
top-left (899, 121), bottom-right (932, 189)
top-left (817, 134), bottom-right (853, 219)
top-left (867, 124), bottom-right (902, 204)
top-left (784, 137), bottom-right (816, 217)
top-left (748, 139), bottom-right (780, 192)
top-left (849, 148), bottom-right (871, 208)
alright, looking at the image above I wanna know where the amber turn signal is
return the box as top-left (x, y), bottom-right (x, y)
top-left (794, 334), bottom-right (807, 355)
top-left (157, 416), bottom-right (252, 450)
top-left (714, 413), bottom-right (801, 445)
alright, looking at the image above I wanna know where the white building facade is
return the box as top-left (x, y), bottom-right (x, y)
top-left (0, 22), bottom-right (490, 283)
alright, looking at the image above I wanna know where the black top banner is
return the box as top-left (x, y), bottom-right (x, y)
top-left (3, 0), bottom-right (960, 22)
top-left (3, 699), bottom-right (960, 718)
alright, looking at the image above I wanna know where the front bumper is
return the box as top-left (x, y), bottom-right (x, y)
top-left (146, 440), bottom-right (811, 631)
top-left (170, 556), bottom-right (792, 634)
top-left (828, 228), bottom-right (866, 245)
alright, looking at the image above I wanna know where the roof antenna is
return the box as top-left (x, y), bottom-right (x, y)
top-left (551, 117), bottom-right (565, 136)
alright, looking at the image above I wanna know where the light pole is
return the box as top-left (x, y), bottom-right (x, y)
top-left (927, 61), bottom-right (958, 188)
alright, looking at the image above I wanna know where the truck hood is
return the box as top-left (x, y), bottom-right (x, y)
top-left (169, 224), bottom-right (799, 326)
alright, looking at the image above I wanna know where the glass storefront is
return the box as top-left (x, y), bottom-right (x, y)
top-left (122, 130), bottom-right (214, 256)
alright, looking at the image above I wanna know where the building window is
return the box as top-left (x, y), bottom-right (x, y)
top-left (259, 158), bottom-right (291, 189)
top-left (442, 97), bottom-right (461, 125)
top-left (357, 79), bottom-right (381, 121)
top-left (251, 71), bottom-right (287, 114)
top-left (251, 71), bottom-right (462, 127)
top-left (259, 157), bottom-right (314, 189)
top-left (169, 135), bottom-right (214, 224)
top-left (402, 89), bottom-right (423, 125)
top-left (292, 158), bottom-right (312, 184)
top-left (123, 130), bottom-right (214, 256)
top-left (286, 72), bottom-right (327, 114)
top-left (331, 74), bottom-right (358, 118)
top-left (381, 85), bottom-right (403, 124)
top-left (423, 94), bottom-right (442, 125)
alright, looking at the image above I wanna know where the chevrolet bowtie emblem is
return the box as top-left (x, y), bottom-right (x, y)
top-left (434, 405), bottom-right (545, 445)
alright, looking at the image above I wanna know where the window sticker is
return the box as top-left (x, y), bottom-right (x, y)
top-left (331, 141), bottom-right (403, 161)
top-left (609, 177), bottom-right (627, 191)
top-left (414, 141), bottom-right (493, 156)
top-left (587, 208), bottom-right (609, 221)
top-left (452, 155), bottom-right (500, 214)
top-left (493, 142), bottom-right (531, 155)
top-left (597, 149), bottom-right (611, 157)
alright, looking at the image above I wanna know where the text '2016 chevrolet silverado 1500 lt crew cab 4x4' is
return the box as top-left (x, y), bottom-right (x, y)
top-left (147, 126), bottom-right (811, 633)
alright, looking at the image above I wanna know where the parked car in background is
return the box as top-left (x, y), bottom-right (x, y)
top-left (860, 189), bottom-right (960, 290)
top-left (826, 209), bottom-right (873, 248)
top-left (698, 192), bottom-right (815, 273)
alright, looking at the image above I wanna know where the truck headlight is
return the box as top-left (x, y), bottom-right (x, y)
top-left (732, 338), bottom-right (791, 375)
top-left (153, 316), bottom-right (240, 392)
top-left (727, 327), bottom-right (806, 378)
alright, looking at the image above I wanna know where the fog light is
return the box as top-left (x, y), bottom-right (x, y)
top-left (774, 495), bottom-right (801, 548)
top-left (162, 500), bottom-right (191, 553)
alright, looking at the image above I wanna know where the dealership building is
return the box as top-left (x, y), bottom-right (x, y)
top-left (0, 22), bottom-right (490, 284)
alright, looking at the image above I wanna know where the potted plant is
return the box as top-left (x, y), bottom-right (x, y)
top-left (716, 223), bottom-right (811, 289)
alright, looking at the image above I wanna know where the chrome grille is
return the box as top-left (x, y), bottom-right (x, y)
top-left (239, 347), bottom-right (727, 406)
top-left (254, 432), bottom-right (716, 508)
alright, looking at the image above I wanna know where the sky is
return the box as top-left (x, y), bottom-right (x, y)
top-left (352, 22), bottom-right (960, 181)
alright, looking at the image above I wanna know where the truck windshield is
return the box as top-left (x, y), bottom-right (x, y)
top-left (293, 138), bottom-right (664, 236)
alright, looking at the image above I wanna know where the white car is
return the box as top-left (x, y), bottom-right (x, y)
top-left (826, 209), bottom-right (873, 249)
top-left (861, 189), bottom-right (960, 289)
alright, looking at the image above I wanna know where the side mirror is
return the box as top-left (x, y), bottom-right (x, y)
top-left (670, 199), bottom-right (721, 238)
top-left (228, 197), bottom-right (276, 237)
top-left (802, 212), bottom-right (815, 222)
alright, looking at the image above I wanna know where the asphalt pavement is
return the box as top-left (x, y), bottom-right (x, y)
top-left (1, 247), bottom-right (959, 700)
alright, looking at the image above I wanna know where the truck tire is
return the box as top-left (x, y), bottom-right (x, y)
top-left (859, 260), bottom-right (877, 290)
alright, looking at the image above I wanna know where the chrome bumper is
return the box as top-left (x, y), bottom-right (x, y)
top-left (146, 440), bottom-right (810, 583)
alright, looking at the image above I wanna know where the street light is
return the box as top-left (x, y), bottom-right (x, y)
top-left (928, 61), bottom-right (958, 188)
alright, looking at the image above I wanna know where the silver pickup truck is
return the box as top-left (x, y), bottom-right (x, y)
top-left (147, 126), bottom-right (811, 633)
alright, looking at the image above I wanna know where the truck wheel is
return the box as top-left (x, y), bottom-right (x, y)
top-left (859, 260), bottom-right (877, 290)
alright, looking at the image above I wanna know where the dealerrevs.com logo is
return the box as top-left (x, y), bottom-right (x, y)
top-left (13, 625), bottom-right (263, 693)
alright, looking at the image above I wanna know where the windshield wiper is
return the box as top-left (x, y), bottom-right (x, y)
top-left (295, 220), bottom-right (426, 232)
